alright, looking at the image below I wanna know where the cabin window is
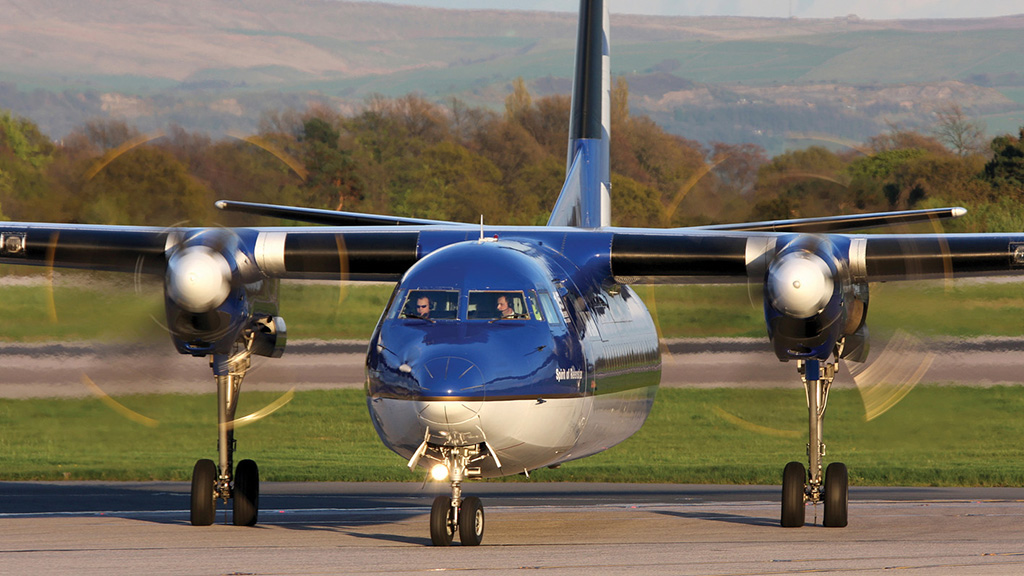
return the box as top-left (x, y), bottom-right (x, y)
top-left (467, 290), bottom-right (529, 320)
top-left (395, 289), bottom-right (459, 320)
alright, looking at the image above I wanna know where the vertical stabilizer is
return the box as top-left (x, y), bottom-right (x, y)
top-left (547, 0), bottom-right (610, 228)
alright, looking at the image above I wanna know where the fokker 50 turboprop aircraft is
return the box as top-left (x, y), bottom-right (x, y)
top-left (2, 0), bottom-right (1023, 546)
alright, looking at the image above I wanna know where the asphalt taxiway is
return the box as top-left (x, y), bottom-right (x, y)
top-left (3, 482), bottom-right (1024, 575)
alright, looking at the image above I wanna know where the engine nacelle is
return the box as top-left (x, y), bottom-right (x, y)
top-left (164, 229), bottom-right (274, 357)
top-left (764, 235), bottom-right (867, 362)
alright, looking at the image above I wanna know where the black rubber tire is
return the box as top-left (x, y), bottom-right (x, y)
top-left (458, 496), bottom-right (485, 546)
top-left (190, 459), bottom-right (217, 526)
top-left (429, 495), bottom-right (455, 546)
top-left (823, 462), bottom-right (849, 528)
top-left (233, 459), bottom-right (259, 527)
top-left (781, 461), bottom-right (806, 528)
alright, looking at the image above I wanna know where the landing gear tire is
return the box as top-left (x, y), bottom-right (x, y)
top-left (430, 495), bottom-right (455, 546)
top-left (781, 461), bottom-right (806, 528)
top-left (458, 496), bottom-right (484, 546)
top-left (233, 459), bottom-right (259, 527)
top-left (823, 462), bottom-right (848, 528)
top-left (190, 459), bottom-right (217, 526)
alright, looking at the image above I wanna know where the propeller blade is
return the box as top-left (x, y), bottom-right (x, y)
top-left (712, 406), bottom-right (801, 438)
top-left (846, 330), bottom-right (936, 421)
top-left (223, 388), bottom-right (295, 430)
top-left (81, 375), bottom-right (159, 428)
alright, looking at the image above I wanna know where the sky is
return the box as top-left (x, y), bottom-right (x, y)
top-left (353, 1), bottom-right (1024, 20)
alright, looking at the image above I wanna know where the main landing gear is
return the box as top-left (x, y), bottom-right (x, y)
top-left (428, 445), bottom-right (486, 546)
top-left (190, 348), bottom-right (260, 527)
top-left (781, 357), bottom-right (848, 528)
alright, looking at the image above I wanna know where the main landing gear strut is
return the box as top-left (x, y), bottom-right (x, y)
top-left (190, 347), bottom-right (259, 527)
top-left (781, 357), bottom-right (848, 528)
top-left (428, 445), bottom-right (486, 546)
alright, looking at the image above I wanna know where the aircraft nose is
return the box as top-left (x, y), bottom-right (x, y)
top-left (413, 356), bottom-right (486, 428)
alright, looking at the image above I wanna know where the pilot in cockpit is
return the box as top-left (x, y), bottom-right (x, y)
top-left (496, 294), bottom-right (515, 318)
top-left (415, 296), bottom-right (431, 319)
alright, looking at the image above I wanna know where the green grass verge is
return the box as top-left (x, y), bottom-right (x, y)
top-left (4, 387), bottom-right (1024, 486)
top-left (639, 281), bottom-right (1024, 339)
top-left (2, 277), bottom-right (1022, 342)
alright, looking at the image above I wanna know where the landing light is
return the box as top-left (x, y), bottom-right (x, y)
top-left (430, 464), bottom-right (450, 481)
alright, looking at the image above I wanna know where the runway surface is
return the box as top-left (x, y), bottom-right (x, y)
top-left (2, 482), bottom-right (1024, 575)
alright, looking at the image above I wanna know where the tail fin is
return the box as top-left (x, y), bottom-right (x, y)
top-left (547, 0), bottom-right (611, 228)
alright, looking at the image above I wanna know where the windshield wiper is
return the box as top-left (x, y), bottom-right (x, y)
top-left (489, 313), bottom-right (528, 323)
top-left (402, 314), bottom-right (435, 323)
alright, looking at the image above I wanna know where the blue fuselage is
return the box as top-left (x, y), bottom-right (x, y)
top-left (365, 233), bottom-right (661, 477)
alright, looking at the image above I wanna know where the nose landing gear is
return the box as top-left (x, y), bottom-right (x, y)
top-left (426, 445), bottom-right (487, 546)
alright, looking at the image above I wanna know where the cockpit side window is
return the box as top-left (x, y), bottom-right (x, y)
top-left (527, 290), bottom-right (544, 322)
top-left (536, 290), bottom-right (562, 326)
top-left (468, 290), bottom-right (530, 320)
top-left (395, 289), bottom-right (459, 320)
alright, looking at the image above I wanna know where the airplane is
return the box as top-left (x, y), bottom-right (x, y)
top-left (1, 0), bottom-right (1022, 546)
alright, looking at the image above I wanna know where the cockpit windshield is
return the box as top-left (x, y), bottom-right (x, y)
top-left (468, 290), bottom-right (537, 320)
top-left (388, 287), bottom-right (554, 323)
top-left (397, 290), bottom-right (459, 320)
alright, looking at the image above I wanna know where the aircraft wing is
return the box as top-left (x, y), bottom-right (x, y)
top-left (3, 221), bottom-right (1022, 284)
top-left (0, 224), bottom-right (171, 274)
top-left (214, 200), bottom-right (475, 228)
top-left (692, 207), bottom-right (966, 234)
top-left (0, 223), bottom-right (420, 282)
top-left (610, 230), bottom-right (1024, 284)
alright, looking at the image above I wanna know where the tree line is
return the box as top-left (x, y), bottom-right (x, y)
top-left (0, 80), bottom-right (1022, 232)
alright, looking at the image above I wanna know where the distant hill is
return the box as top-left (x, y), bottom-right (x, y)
top-left (2, 0), bottom-right (1023, 153)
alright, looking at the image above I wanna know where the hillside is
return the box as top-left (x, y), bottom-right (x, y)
top-left (2, 0), bottom-right (1023, 152)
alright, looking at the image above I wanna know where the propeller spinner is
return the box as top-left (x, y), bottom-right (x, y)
top-left (166, 245), bottom-right (232, 313)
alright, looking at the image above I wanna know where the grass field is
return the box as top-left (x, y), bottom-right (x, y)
top-left (1, 274), bottom-right (1022, 485)
top-left (2, 387), bottom-right (1024, 486)
top-left (2, 274), bottom-right (1023, 343)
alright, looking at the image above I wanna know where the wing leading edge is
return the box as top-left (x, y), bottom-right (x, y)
top-left (609, 230), bottom-right (1024, 284)
top-left (0, 223), bottom-right (421, 282)
top-left (3, 220), bottom-right (1022, 286)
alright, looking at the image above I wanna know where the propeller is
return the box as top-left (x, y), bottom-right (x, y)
top-left (845, 329), bottom-right (936, 421)
top-left (753, 220), bottom-right (953, 422)
top-left (54, 129), bottom-right (326, 426)
top-left (841, 219), bottom-right (952, 421)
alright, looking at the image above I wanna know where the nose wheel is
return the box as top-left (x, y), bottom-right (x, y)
top-left (430, 495), bottom-right (457, 545)
top-left (458, 496), bottom-right (485, 546)
top-left (426, 445), bottom-right (486, 546)
top-left (429, 494), bottom-right (486, 546)
top-left (781, 357), bottom-right (849, 528)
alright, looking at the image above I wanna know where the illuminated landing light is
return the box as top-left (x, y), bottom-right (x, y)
top-left (431, 464), bottom-right (450, 481)
top-left (399, 363), bottom-right (412, 373)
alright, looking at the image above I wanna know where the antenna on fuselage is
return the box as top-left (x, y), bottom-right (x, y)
top-left (478, 215), bottom-right (497, 244)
